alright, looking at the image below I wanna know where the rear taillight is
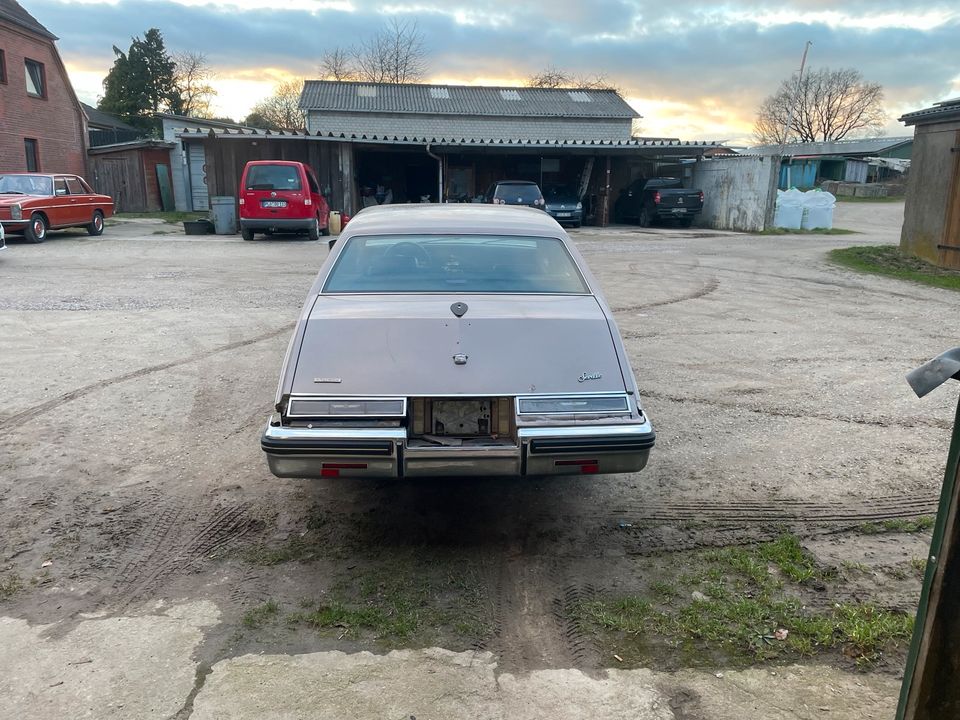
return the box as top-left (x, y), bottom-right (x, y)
top-left (238, 198), bottom-right (245, 206)
top-left (698, 191), bottom-right (704, 203)
top-left (304, 197), bottom-right (312, 206)
top-left (653, 191), bottom-right (661, 204)
top-left (555, 459), bottom-right (599, 474)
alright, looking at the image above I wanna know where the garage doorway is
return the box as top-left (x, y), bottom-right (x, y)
top-left (355, 149), bottom-right (438, 206)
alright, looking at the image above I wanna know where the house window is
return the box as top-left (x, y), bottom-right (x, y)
top-left (24, 139), bottom-right (39, 171)
top-left (24, 59), bottom-right (46, 98)
top-left (1, 50), bottom-right (7, 84)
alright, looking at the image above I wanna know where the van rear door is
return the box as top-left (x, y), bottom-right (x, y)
top-left (240, 164), bottom-right (308, 220)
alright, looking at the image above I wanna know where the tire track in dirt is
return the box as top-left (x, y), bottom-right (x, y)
top-left (0, 324), bottom-right (293, 430)
top-left (641, 389), bottom-right (953, 430)
top-left (612, 277), bottom-right (720, 313)
top-left (111, 501), bottom-right (260, 609)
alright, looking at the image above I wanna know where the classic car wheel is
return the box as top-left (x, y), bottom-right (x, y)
top-left (24, 213), bottom-right (48, 243)
top-left (638, 207), bottom-right (651, 228)
top-left (308, 218), bottom-right (320, 242)
top-left (241, 228), bottom-right (255, 241)
top-left (87, 211), bottom-right (104, 236)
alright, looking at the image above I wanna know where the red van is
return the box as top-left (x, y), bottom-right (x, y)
top-left (238, 161), bottom-right (330, 241)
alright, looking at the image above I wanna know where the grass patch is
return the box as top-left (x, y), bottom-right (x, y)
top-left (857, 517), bottom-right (935, 535)
top-left (835, 195), bottom-right (904, 203)
top-left (286, 561), bottom-right (492, 643)
top-left (829, 246), bottom-right (960, 292)
top-left (0, 573), bottom-right (23, 601)
top-left (911, 557), bottom-right (928, 577)
top-left (240, 537), bottom-right (317, 565)
top-left (572, 533), bottom-right (915, 667)
top-left (756, 227), bottom-right (857, 236)
top-left (114, 211), bottom-right (209, 224)
top-left (242, 600), bottom-right (280, 629)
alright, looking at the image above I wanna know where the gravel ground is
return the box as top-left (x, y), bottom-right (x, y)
top-left (0, 200), bottom-right (953, 715)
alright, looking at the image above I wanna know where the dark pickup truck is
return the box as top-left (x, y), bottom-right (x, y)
top-left (613, 178), bottom-right (704, 227)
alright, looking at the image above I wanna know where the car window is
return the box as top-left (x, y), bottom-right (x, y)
top-left (66, 177), bottom-right (84, 195)
top-left (306, 169), bottom-right (320, 194)
top-left (0, 174), bottom-right (52, 195)
top-left (323, 234), bottom-right (589, 294)
top-left (78, 178), bottom-right (94, 193)
top-left (245, 165), bottom-right (302, 191)
top-left (54, 178), bottom-right (68, 196)
top-left (494, 184), bottom-right (542, 201)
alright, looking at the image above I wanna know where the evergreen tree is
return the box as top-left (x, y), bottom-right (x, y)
top-left (99, 28), bottom-right (182, 132)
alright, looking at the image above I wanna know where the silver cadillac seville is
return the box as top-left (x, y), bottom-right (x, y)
top-left (261, 204), bottom-right (655, 478)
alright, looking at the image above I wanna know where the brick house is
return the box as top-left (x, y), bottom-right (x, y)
top-left (0, 0), bottom-right (87, 175)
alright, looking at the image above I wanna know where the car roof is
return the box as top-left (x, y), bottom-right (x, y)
top-left (494, 180), bottom-right (538, 185)
top-left (343, 203), bottom-right (564, 237)
top-left (243, 160), bottom-right (305, 167)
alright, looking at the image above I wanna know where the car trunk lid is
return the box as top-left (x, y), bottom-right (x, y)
top-left (291, 294), bottom-right (626, 396)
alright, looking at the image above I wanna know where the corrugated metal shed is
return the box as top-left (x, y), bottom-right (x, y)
top-left (751, 136), bottom-right (913, 157)
top-left (176, 127), bottom-right (717, 151)
top-left (299, 81), bottom-right (640, 119)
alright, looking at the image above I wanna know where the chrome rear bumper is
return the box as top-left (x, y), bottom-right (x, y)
top-left (261, 415), bottom-right (654, 478)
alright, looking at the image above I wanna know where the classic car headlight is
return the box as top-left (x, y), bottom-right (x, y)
top-left (10, 204), bottom-right (22, 221)
top-left (517, 394), bottom-right (630, 415)
top-left (287, 397), bottom-right (406, 418)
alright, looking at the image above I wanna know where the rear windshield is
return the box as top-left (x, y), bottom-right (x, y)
top-left (494, 184), bottom-right (542, 201)
top-left (322, 234), bottom-right (589, 294)
top-left (245, 165), bottom-right (302, 191)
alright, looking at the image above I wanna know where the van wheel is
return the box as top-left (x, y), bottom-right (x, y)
top-left (308, 218), bottom-right (320, 241)
top-left (320, 220), bottom-right (330, 237)
top-left (638, 207), bottom-right (652, 228)
top-left (241, 228), bottom-right (255, 241)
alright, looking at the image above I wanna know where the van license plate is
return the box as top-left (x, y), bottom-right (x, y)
top-left (557, 212), bottom-right (572, 218)
top-left (671, 208), bottom-right (687, 214)
top-left (261, 200), bottom-right (287, 208)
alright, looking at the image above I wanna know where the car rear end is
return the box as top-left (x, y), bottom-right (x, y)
top-left (239, 161), bottom-right (315, 233)
top-left (652, 187), bottom-right (704, 221)
top-left (492, 182), bottom-right (545, 210)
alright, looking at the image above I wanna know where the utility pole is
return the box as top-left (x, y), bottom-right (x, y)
top-left (779, 40), bottom-right (812, 189)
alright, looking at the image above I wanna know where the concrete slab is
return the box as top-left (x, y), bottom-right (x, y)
top-left (0, 601), bottom-right (219, 720)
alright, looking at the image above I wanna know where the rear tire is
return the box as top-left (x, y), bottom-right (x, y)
top-left (24, 213), bottom-right (47, 243)
top-left (320, 219), bottom-right (330, 237)
top-left (638, 207), bottom-right (652, 228)
top-left (87, 210), bottom-right (104, 236)
top-left (308, 218), bottom-right (320, 241)
top-left (241, 227), bottom-right (255, 241)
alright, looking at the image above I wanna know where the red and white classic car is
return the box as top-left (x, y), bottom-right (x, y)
top-left (0, 173), bottom-right (114, 242)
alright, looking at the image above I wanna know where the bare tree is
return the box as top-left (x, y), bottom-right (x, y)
top-left (352, 18), bottom-right (427, 84)
top-left (527, 67), bottom-right (621, 93)
top-left (754, 67), bottom-right (886, 144)
top-left (319, 47), bottom-right (358, 81)
top-left (244, 79), bottom-right (306, 130)
top-left (173, 51), bottom-right (217, 118)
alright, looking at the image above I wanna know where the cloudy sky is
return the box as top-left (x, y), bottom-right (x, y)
top-left (27, 0), bottom-right (960, 144)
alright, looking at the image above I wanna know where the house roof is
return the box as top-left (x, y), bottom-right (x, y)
top-left (299, 81), bottom-right (640, 119)
top-left (750, 136), bottom-right (913, 157)
top-left (0, 0), bottom-right (56, 39)
top-left (899, 97), bottom-right (960, 126)
top-left (81, 103), bottom-right (138, 131)
top-left (156, 113), bottom-right (257, 130)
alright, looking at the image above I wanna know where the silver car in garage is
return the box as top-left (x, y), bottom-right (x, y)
top-left (261, 204), bottom-right (654, 478)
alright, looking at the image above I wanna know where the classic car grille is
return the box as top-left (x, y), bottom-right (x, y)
top-left (528, 434), bottom-right (656, 455)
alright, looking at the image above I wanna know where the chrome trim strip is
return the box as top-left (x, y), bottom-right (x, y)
top-left (518, 422), bottom-right (654, 440)
top-left (287, 395), bottom-right (408, 419)
top-left (263, 423), bottom-right (407, 442)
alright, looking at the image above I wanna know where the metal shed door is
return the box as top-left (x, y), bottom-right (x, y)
top-left (187, 143), bottom-right (209, 211)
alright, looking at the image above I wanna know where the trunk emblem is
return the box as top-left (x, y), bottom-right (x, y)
top-left (579, 372), bottom-right (602, 382)
top-left (450, 302), bottom-right (468, 317)
top-left (453, 354), bottom-right (468, 365)
top-left (270, 191), bottom-right (277, 197)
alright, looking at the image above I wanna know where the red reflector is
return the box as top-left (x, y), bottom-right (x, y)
top-left (320, 468), bottom-right (339, 477)
top-left (555, 459), bottom-right (599, 474)
top-left (653, 191), bottom-right (661, 204)
top-left (698, 191), bottom-right (704, 203)
top-left (322, 463), bottom-right (368, 470)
